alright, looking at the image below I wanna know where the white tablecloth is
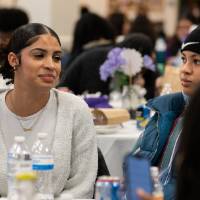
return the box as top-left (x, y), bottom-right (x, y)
top-left (96, 120), bottom-right (142, 178)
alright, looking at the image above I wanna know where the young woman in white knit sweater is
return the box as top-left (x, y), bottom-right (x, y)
top-left (0, 23), bottom-right (97, 199)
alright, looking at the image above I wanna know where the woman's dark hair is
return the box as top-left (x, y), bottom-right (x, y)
top-left (117, 33), bottom-right (157, 99)
top-left (108, 12), bottom-right (125, 36)
top-left (0, 8), bottom-right (29, 32)
top-left (117, 33), bottom-right (154, 56)
top-left (71, 12), bottom-right (115, 55)
top-left (80, 6), bottom-right (90, 16)
top-left (176, 87), bottom-right (200, 200)
top-left (0, 23), bottom-right (61, 83)
top-left (129, 14), bottom-right (156, 46)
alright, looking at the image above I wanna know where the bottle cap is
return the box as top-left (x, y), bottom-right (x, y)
top-left (37, 132), bottom-right (48, 139)
top-left (14, 136), bottom-right (25, 143)
top-left (150, 166), bottom-right (159, 177)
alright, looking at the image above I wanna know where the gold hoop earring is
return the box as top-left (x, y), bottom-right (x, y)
top-left (12, 65), bottom-right (16, 71)
top-left (13, 64), bottom-right (19, 71)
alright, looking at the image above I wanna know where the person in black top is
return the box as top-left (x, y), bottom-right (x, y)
top-left (58, 33), bottom-right (158, 99)
top-left (0, 8), bottom-right (29, 65)
top-left (63, 12), bottom-right (115, 71)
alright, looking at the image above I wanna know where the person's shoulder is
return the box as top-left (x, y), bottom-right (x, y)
top-left (147, 92), bottom-right (184, 112)
top-left (149, 92), bottom-right (183, 103)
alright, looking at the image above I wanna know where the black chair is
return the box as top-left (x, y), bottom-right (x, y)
top-left (93, 148), bottom-right (110, 198)
top-left (97, 147), bottom-right (110, 178)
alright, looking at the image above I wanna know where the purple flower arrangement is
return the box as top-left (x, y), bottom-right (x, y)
top-left (99, 48), bottom-right (125, 81)
top-left (100, 47), bottom-right (155, 90)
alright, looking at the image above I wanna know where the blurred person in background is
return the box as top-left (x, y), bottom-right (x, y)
top-left (132, 25), bottom-right (200, 200)
top-left (180, 1), bottom-right (200, 25)
top-left (107, 11), bottom-right (130, 41)
top-left (0, 8), bottom-right (29, 65)
top-left (0, 8), bottom-right (29, 90)
top-left (129, 13), bottom-right (156, 47)
top-left (61, 5), bottom-right (90, 68)
top-left (166, 14), bottom-right (194, 66)
top-left (58, 33), bottom-right (157, 100)
top-left (62, 12), bottom-right (115, 72)
top-left (79, 5), bottom-right (90, 16)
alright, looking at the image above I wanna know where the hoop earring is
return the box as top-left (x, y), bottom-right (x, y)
top-left (13, 64), bottom-right (19, 71)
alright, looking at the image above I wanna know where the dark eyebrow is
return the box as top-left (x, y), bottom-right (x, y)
top-left (181, 52), bottom-right (185, 56)
top-left (54, 51), bottom-right (62, 54)
top-left (193, 54), bottom-right (200, 58)
top-left (182, 52), bottom-right (200, 58)
top-left (30, 48), bottom-right (62, 54)
top-left (30, 48), bottom-right (46, 53)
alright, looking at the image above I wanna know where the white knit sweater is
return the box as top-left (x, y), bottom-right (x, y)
top-left (0, 89), bottom-right (97, 199)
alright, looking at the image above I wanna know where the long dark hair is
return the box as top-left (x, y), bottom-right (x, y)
top-left (0, 8), bottom-right (29, 32)
top-left (176, 87), bottom-right (200, 200)
top-left (71, 12), bottom-right (114, 55)
top-left (129, 14), bottom-right (156, 46)
top-left (0, 23), bottom-right (61, 83)
top-left (117, 33), bottom-right (154, 56)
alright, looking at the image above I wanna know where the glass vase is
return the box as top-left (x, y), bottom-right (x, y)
top-left (121, 85), bottom-right (144, 110)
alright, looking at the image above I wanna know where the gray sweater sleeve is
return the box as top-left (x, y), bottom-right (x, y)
top-left (61, 98), bottom-right (98, 198)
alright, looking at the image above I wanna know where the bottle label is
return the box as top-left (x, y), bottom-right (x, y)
top-left (32, 155), bottom-right (54, 171)
top-left (18, 160), bottom-right (33, 173)
top-left (8, 154), bottom-right (32, 175)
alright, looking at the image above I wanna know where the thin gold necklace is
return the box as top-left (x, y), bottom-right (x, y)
top-left (9, 92), bottom-right (48, 132)
top-left (16, 108), bottom-right (46, 132)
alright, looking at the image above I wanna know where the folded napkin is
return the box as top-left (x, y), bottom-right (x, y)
top-left (84, 96), bottom-right (112, 108)
top-left (92, 108), bottom-right (130, 125)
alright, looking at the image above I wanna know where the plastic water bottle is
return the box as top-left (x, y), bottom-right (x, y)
top-left (150, 167), bottom-right (164, 200)
top-left (7, 136), bottom-right (32, 200)
top-left (155, 37), bottom-right (167, 75)
top-left (15, 171), bottom-right (37, 200)
top-left (32, 132), bottom-right (54, 200)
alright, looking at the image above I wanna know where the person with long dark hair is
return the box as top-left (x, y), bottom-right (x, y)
top-left (135, 87), bottom-right (200, 200)
top-left (176, 85), bottom-right (200, 200)
top-left (64, 12), bottom-right (115, 70)
top-left (0, 8), bottom-right (29, 64)
top-left (0, 23), bottom-right (97, 198)
top-left (129, 14), bottom-right (156, 46)
top-left (58, 33), bottom-right (157, 99)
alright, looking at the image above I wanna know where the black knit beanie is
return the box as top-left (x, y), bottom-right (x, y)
top-left (181, 25), bottom-right (200, 54)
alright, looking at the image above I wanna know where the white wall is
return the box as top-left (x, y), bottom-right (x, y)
top-left (16, 0), bottom-right (79, 50)
top-left (163, 0), bottom-right (179, 37)
top-left (79, 0), bottom-right (179, 36)
top-left (17, 0), bottom-right (52, 27)
top-left (11, 0), bottom-right (179, 48)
